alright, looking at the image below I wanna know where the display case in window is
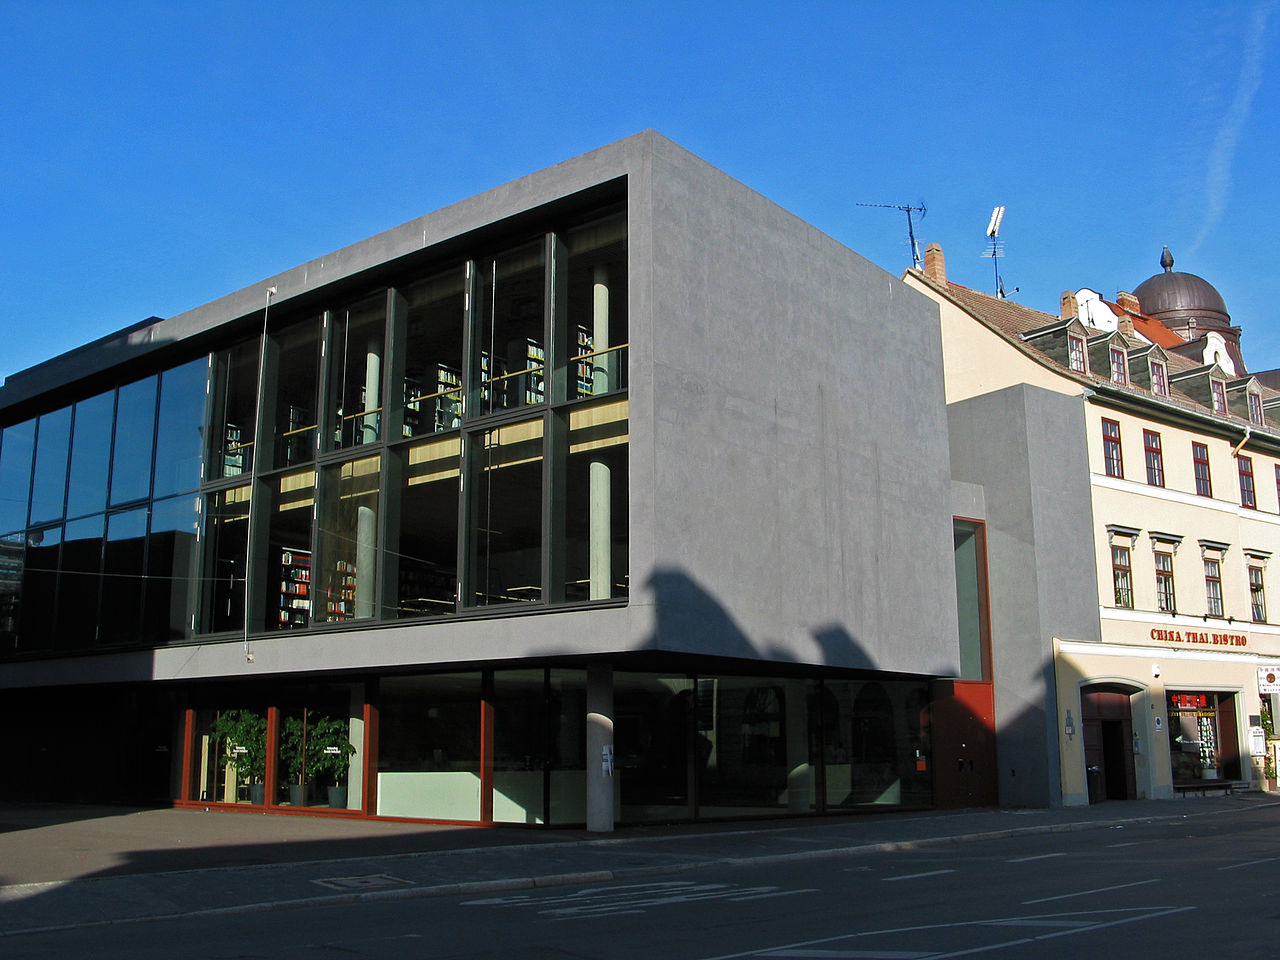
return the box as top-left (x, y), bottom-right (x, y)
top-left (223, 423), bottom-right (245, 477)
top-left (574, 327), bottom-right (594, 398)
top-left (326, 559), bottom-right (357, 621)
top-left (435, 365), bottom-right (462, 431)
top-left (278, 548), bottom-right (311, 627)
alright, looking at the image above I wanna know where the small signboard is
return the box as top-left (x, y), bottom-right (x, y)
top-left (1250, 726), bottom-right (1268, 757)
top-left (324, 746), bottom-right (342, 754)
top-left (1259, 665), bottom-right (1280, 694)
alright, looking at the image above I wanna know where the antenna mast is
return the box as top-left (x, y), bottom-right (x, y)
top-left (858, 201), bottom-right (927, 269)
top-left (982, 205), bottom-right (1015, 298)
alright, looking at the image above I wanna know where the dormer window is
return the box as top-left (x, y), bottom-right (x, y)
top-left (1150, 359), bottom-right (1168, 397)
top-left (1068, 335), bottom-right (1086, 373)
top-left (1248, 391), bottom-right (1264, 425)
top-left (1109, 346), bottom-right (1127, 384)
top-left (1211, 379), bottom-right (1227, 413)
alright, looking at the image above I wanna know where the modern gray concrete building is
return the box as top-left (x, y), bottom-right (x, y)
top-left (0, 131), bottom-right (965, 827)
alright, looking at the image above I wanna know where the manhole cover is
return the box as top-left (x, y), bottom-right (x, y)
top-left (312, 874), bottom-right (410, 891)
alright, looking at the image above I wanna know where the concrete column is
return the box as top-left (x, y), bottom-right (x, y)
top-left (346, 686), bottom-right (365, 811)
top-left (589, 264), bottom-right (612, 600)
top-left (363, 341), bottom-right (382, 444)
top-left (592, 265), bottom-right (610, 394)
top-left (586, 663), bottom-right (615, 832)
top-left (355, 504), bottom-right (376, 618)
top-left (784, 680), bottom-right (811, 812)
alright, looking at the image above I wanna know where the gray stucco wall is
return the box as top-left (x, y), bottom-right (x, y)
top-left (948, 384), bottom-right (1101, 807)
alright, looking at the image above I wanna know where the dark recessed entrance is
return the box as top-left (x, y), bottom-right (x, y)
top-left (1081, 684), bottom-right (1138, 803)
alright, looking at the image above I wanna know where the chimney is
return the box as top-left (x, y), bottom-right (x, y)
top-left (1116, 290), bottom-right (1141, 314)
top-left (1060, 291), bottom-right (1078, 320)
top-left (923, 243), bottom-right (946, 283)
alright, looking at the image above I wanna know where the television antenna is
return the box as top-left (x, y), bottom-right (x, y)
top-left (857, 201), bottom-right (927, 269)
top-left (981, 205), bottom-right (1017, 298)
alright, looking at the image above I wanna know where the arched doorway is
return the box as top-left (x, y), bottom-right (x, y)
top-left (1080, 684), bottom-right (1139, 803)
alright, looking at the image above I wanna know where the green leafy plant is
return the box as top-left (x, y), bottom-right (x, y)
top-left (309, 716), bottom-right (357, 784)
top-left (210, 709), bottom-right (268, 786)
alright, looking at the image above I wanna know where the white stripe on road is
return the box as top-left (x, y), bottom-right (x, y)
top-left (1005, 853), bottom-right (1066, 863)
top-left (1022, 878), bottom-right (1159, 904)
top-left (883, 869), bottom-right (955, 882)
top-left (1217, 856), bottom-right (1280, 870)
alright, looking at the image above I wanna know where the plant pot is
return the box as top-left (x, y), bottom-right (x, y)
top-left (249, 783), bottom-right (266, 805)
top-left (289, 783), bottom-right (305, 806)
top-left (327, 785), bottom-right (347, 809)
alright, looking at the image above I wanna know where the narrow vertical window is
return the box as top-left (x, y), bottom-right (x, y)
top-left (1211, 380), bottom-right (1227, 413)
top-left (1239, 455), bottom-right (1256, 509)
top-left (1248, 392), bottom-right (1264, 426)
top-left (1068, 335), bottom-right (1086, 373)
top-left (1102, 419), bottom-right (1123, 478)
top-left (1192, 443), bottom-right (1212, 497)
top-left (1155, 551), bottom-right (1176, 613)
top-left (1110, 346), bottom-right (1127, 384)
top-left (1150, 360), bottom-right (1168, 397)
top-left (1112, 545), bottom-right (1133, 608)
top-left (1203, 558), bottom-right (1223, 617)
top-left (1143, 430), bottom-right (1164, 487)
top-left (1250, 565), bottom-right (1267, 623)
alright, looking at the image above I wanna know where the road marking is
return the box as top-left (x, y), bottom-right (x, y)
top-left (1022, 878), bottom-right (1158, 904)
top-left (1217, 856), bottom-right (1280, 870)
top-left (1005, 853), bottom-right (1066, 863)
top-left (763, 951), bottom-right (934, 958)
top-left (464, 880), bottom-right (814, 918)
top-left (883, 869), bottom-right (955, 882)
top-left (311, 873), bottom-right (409, 890)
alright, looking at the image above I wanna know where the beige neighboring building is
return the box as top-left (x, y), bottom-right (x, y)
top-left (909, 244), bottom-right (1280, 806)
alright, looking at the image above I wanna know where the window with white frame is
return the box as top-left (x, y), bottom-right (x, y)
top-left (1150, 359), bottom-right (1168, 397)
top-left (1203, 557), bottom-right (1224, 617)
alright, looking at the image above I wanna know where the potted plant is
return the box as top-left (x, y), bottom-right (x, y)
top-left (309, 715), bottom-right (357, 809)
top-left (279, 714), bottom-right (313, 806)
top-left (210, 709), bottom-right (268, 804)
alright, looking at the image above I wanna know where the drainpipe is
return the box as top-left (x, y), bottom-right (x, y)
top-left (1232, 426), bottom-right (1252, 458)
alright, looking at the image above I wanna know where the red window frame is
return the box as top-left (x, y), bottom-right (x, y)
top-left (1143, 430), bottom-right (1164, 486)
top-left (1249, 392), bottom-right (1264, 425)
top-left (1211, 379), bottom-right (1227, 413)
top-left (1192, 442), bottom-right (1212, 497)
top-left (1239, 455), bottom-right (1257, 509)
top-left (1204, 557), bottom-right (1223, 618)
top-left (1155, 551), bottom-right (1176, 613)
top-left (1102, 419), bottom-right (1123, 478)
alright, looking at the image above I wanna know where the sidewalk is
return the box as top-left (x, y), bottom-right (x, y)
top-left (1, 793), bottom-right (1274, 936)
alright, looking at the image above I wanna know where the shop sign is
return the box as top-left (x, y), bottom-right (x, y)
top-left (1150, 628), bottom-right (1248, 647)
top-left (1250, 726), bottom-right (1268, 757)
top-left (1259, 665), bottom-right (1280, 694)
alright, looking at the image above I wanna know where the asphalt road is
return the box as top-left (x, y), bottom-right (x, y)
top-left (6, 803), bottom-right (1277, 959)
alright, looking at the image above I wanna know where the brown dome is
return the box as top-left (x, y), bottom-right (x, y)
top-left (1133, 246), bottom-right (1230, 330)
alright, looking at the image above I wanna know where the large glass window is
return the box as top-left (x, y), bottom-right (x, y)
top-left (208, 339), bottom-right (260, 480)
top-left (562, 400), bottom-right (628, 601)
top-left (110, 377), bottom-right (157, 505)
top-left (268, 469), bottom-right (316, 630)
top-left (563, 214), bottom-right (627, 400)
top-left (0, 419), bottom-right (35, 535)
top-left (100, 507), bottom-right (148, 646)
top-left (272, 319), bottom-right (322, 468)
top-left (153, 357), bottom-right (209, 498)
top-left (29, 407), bottom-right (71, 526)
top-left (492, 669), bottom-right (550, 825)
top-left (1102, 419), bottom-right (1123, 478)
top-left (396, 436), bottom-right (460, 617)
top-left (402, 269), bottom-right (466, 438)
top-left (316, 455), bottom-right (380, 623)
top-left (823, 680), bottom-right (930, 810)
top-left (202, 486), bottom-right (251, 633)
top-left (615, 673), bottom-right (693, 823)
top-left (66, 391), bottom-right (114, 518)
top-left (145, 494), bottom-right (201, 644)
top-left (473, 241), bottom-right (546, 416)
top-left (468, 419), bottom-right (543, 606)
top-left (326, 295), bottom-right (386, 451)
top-left (20, 525), bottom-right (60, 651)
top-left (1192, 442), bottom-right (1212, 498)
top-left (57, 516), bottom-right (103, 649)
top-left (953, 519), bottom-right (990, 680)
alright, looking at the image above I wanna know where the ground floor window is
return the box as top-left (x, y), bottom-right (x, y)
top-left (1167, 690), bottom-right (1241, 782)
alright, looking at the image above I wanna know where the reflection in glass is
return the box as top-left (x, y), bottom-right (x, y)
top-left (0, 533), bottom-right (23, 651)
top-left (111, 377), bottom-right (157, 505)
top-left (563, 213), bottom-right (628, 399)
top-left (469, 419), bottom-right (543, 606)
top-left (146, 495), bottom-right (200, 644)
top-left (615, 673), bottom-right (693, 822)
top-left (209, 339), bottom-right (260, 480)
top-left (492, 669), bottom-right (548, 824)
top-left (327, 295), bottom-right (385, 450)
top-left (202, 486), bottom-right (250, 633)
top-left (59, 515), bottom-right (105, 649)
top-left (268, 469), bottom-right (316, 630)
top-left (21, 525), bottom-right (61, 651)
top-left (396, 437), bottom-right (459, 617)
top-left (153, 357), bottom-right (209, 498)
top-left (0, 419), bottom-right (35, 534)
top-left (29, 407), bottom-right (71, 526)
top-left (101, 508), bottom-right (147, 646)
top-left (474, 241), bottom-right (545, 416)
top-left (822, 680), bottom-right (931, 809)
top-left (66, 391), bottom-right (114, 519)
top-left (547, 669), bottom-right (587, 825)
top-left (562, 400), bottom-right (627, 601)
top-left (402, 269), bottom-right (466, 437)
top-left (316, 455), bottom-right (380, 623)
top-left (272, 318), bottom-right (321, 468)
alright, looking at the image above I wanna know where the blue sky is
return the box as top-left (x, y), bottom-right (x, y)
top-left (2, 1), bottom-right (1277, 380)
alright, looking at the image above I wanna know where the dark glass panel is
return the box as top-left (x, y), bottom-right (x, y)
top-left (100, 508), bottom-right (147, 646)
top-left (822, 680), bottom-right (932, 810)
top-left (201, 486), bottom-right (250, 633)
top-left (402, 269), bottom-right (466, 438)
top-left (0, 532), bottom-right (23, 654)
top-left (0, 419), bottom-right (35, 535)
top-left (66, 391), bottom-right (115, 519)
top-left (197, 706), bottom-right (268, 803)
top-left (327, 294), bottom-right (386, 451)
top-left (145, 494), bottom-right (200, 644)
top-left (29, 407), bottom-right (71, 526)
top-left (208, 339), bottom-right (260, 480)
top-left (563, 213), bottom-right (627, 399)
top-left (272, 318), bottom-right (321, 468)
top-left (268, 469), bottom-right (315, 630)
top-left (953, 520), bottom-right (989, 682)
top-left (492, 669), bottom-right (548, 825)
top-left (58, 515), bottom-right (103, 650)
top-left (562, 400), bottom-right (628, 601)
top-left (615, 673), bottom-right (693, 823)
top-left (316, 454), bottom-right (379, 623)
top-left (473, 241), bottom-right (546, 416)
top-left (396, 436), bottom-right (459, 618)
top-left (153, 357), bottom-right (209, 498)
top-left (546, 669), bottom-right (587, 825)
top-left (110, 377), bottom-right (157, 505)
top-left (20, 525), bottom-right (60, 652)
top-left (468, 419), bottom-right (543, 606)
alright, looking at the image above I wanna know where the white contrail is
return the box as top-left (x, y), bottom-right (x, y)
top-left (1191, 3), bottom-right (1273, 255)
